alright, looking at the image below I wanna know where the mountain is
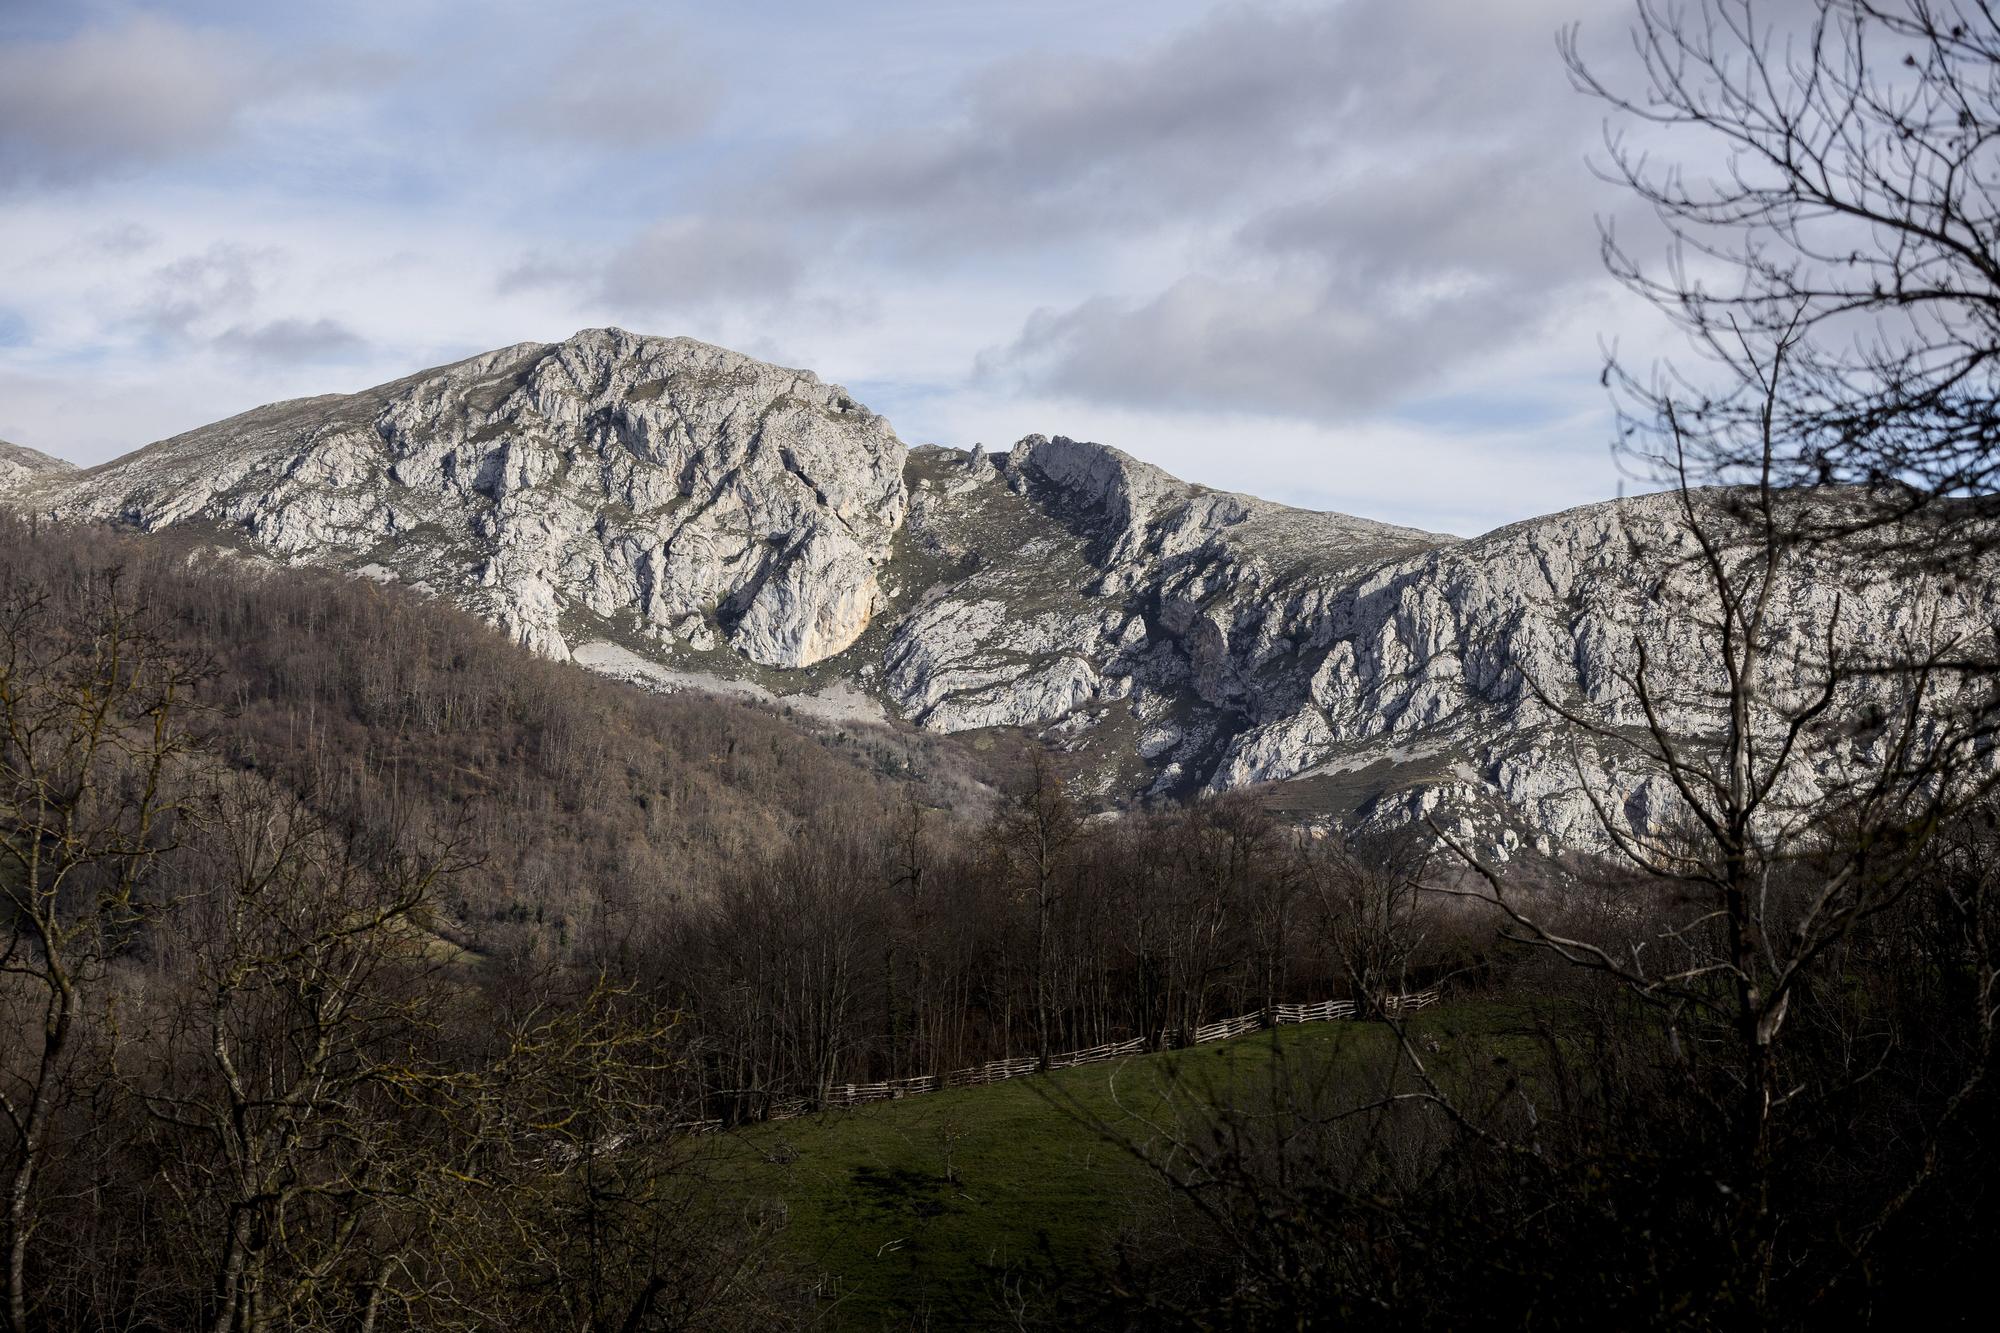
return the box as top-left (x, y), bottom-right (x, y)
top-left (8, 329), bottom-right (1989, 852)
top-left (21, 333), bottom-right (903, 668)
top-left (0, 438), bottom-right (73, 489)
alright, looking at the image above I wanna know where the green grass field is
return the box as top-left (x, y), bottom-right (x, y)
top-left (694, 1001), bottom-right (1540, 1328)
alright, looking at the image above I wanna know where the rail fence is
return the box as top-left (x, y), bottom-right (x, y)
top-left (817, 985), bottom-right (1443, 1113)
top-left (548, 986), bottom-right (1449, 1163)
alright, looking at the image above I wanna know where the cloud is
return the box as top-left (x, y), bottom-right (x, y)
top-left (951, 0), bottom-right (1638, 419)
top-left (989, 141), bottom-right (1620, 417)
top-left (485, 19), bottom-right (720, 148)
top-left (768, 1), bottom-right (1603, 252)
top-left (495, 253), bottom-right (592, 296)
top-left (137, 244), bottom-right (272, 341)
top-left (0, 13), bottom-right (401, 190)
top-left (81, 223), bottom-right (161, 258)
top-left (0, 16), bottom-right (271, 185)
top-left (992, 271), bottom-right (1583, 420)
top-left (130, 244), bottom-right (365, 363)
top-left (504, 1), bottom-right (1643, 426)
top-left (593, 217), bottom-right (805, 310)
top-left (213, 317), bottom-right (367, 364)
top-left (500, 216), bottom-right (806, 318)
top-left (768, 4), bottom-right (1354, 252)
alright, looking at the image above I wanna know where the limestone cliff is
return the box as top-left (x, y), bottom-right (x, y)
top-left (13, 331), bottom-right (1988, 853)
top-left (14, 330), bottom-right (904, 667)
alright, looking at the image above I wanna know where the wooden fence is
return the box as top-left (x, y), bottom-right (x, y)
top-left (812, 985), bottom-right (1443, 1117)
top-left (1190, 1012), bottom-right (1264, 1044)
top-left (1270, 998), bottom-right (1359, 1024)
top-left (536, 986), bottom-right (1451, 1164)
top-left (1048, 1036), bottom-right (1149, 1070)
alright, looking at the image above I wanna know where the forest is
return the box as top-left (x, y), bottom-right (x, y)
top-left (2, 480), bottom-right (1997, 1330)
top-left (0, 513), bottom-right (1474, 1328)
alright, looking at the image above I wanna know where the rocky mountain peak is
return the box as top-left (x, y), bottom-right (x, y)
top-left (23, 330), bottom-right (908, 668)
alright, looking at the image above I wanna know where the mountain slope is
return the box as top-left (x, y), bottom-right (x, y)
top-left (0, 512), bottom-right (989, 962)
top-left (0, 438), bottom-right (72, 489)
top-left (11, 329), bottom-right (1992, 848)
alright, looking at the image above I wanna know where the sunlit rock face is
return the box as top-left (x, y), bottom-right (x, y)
top-left (0, 439), bottom-right (72, 492)
top-left (21, 329), bottom-right (906, 667)
top-left (16, 333), bottom-right (1992, 853)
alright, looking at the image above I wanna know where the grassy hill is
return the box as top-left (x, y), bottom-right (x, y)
top-left (699, 1001), bottom-right (1536, 1328)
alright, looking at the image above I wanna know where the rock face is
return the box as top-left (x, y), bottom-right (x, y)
top-left (11, 330), bottom-right (1992, 851)
top-left (16, 331), bottom-right (904, 666)
top-left (0, 439), bottom-right (73, 491)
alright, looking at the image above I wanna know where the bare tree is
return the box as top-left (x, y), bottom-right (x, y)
top-left (0, 569), bottom-right (202, 1333)
top-left (1359, 7), bottom-right (2000, 1305)
top-left (1431, 322), bottom-right (1999, 1316)
top-left (1305, 832), bottom-right (1432, 1017)
top-left (987, 754), bottom-right (1084, 1068)
top-left (1566, 0), bottom-right (2000, 554)
top-left (431, 978), bottom-right (788, 1333)
top-left (885, 794), bottom-right (941, 1076)
top-left (127, 780), bottom-right (463, 1333)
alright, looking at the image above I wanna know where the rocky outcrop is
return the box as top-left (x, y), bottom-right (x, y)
top-left (0, 439), bottom-right (72, 491)
top-left (10, 334), bottom-right (1988, 853)
top-left (881, 436), bottom-right (1451, 781)
top-left (876, 439), bottom-right (1993, 853)
top-left (15, 331), bottom-right (904, 666)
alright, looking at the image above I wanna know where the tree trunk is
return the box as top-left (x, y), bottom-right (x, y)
top-left (5, 982), bottom-right (75, 1333)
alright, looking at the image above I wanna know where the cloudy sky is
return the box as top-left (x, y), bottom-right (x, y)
top-left (0, 0), bottom-right (1675, 535)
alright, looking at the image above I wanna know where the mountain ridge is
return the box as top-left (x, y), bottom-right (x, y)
top-left (0, 437), bottom-right (74, 489)
top-left (6, 328), bottom-right (1988, 852)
